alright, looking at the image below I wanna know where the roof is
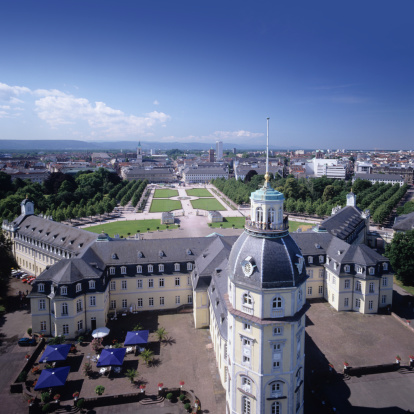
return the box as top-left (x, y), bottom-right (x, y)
top-left (354, 173), bottom-right (404, 181)
top-left (393, 212), bottom-right (414, 231)
top-left (320, 206), bottom-right (365, 241)
top-left (228, 231), bottom-right (307, 289)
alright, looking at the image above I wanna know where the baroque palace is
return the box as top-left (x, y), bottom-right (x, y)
top-left (3, 177), bottom-right (392, 414)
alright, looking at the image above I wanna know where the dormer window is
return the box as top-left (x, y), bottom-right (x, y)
top-left (112, 253), bottom-right (118, 259)
top-left (158, 264), bottom-right (164, 272)
top-left (148, 265), bottom-right (153, 273)
top-left (76, 283), bottom-right (82, 293)
top-left (174, 263), bottom-right (180, 272)
top-left (38, 283), bottom-right (45, 293)
top-left (159, 250), bottom-right (164, 258)
top-left (187, 262), bottom-right (193, 271)
top-left (334, 262), bottom-right (338, 270)
top-left (369, 267), bottom-right (375, 275)
top-left (136, 265), bottom-right (142, 274)
top-left (89, 280), bottom-right (96, 289)
top-left (308, 256), bottom-right (313, 264)
top-left (121, 266), bottom-right (127, 275)
top-left (60, 286), bottom-right (67, 295)
top-left (344, 265), bottom-right (350, 273)
top-left (187, 249), bottom-right (192, 255)
top-left (356, 265), bottom-right (363, 274)
top-left (109, 267), bottom-right (115, 275)
top-left (137, 251), bottom-right (143, 258)
top-left (383, 262), bottom-right (388, 271)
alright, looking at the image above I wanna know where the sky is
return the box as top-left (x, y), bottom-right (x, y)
top-left (0, 0), bottom-right (413, 149)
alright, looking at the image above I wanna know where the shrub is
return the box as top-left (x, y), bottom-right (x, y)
top-left (166, 393), bottom-right (173, 400)
top-left (42, 403), bottom-right (51, 413)
top-left (76, 398), bottom-right (85, 409)
top-left (95, 385), bottom-right (105, 395)
top-left (184, 402), bottom-right (191, 411)
top-left (179, 394), bottom-right (186, 402)
top-left (41, 391), bottom-right (51, 403)
top-left (77, 336), bottom-right (84, 344)
top-left (27, 328), bottom-right (32, 336)
top-left (17, 371), bottom-right (27, 382)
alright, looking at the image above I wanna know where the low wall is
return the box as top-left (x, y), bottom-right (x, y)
top-left (10, 338), bottom-right (46, 393)
top-left (346, 362), bottom-right (400, 377)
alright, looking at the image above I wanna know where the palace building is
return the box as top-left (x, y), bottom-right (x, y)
top-left (3, 179), bottom-right (393, 414)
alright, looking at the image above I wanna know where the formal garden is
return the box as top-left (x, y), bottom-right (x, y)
top-left (149, 199), bottom-right (182, 213)
top-left (185, 188), bottom-right (212, 197)
top-left (153, 189), bottom-right (179, 198)
top-left (190, 198), bottom-right (226, 211)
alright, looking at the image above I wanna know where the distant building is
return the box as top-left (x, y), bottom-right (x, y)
top-left (136, 142), bottom-right (143, 166)
top-left (306, 158), bottom-right (349, 179)
top-left (207, 211), bottom-right (223, 223)
top-left (393, 212), bottom-right (414, 233)
top-left (373, 166), bottom-right (413, 184)
top-left (121, 166), bottom-right (174, 183)
top-left (355, 162), bottom-right (373, 174)
top-left (3, 168), bottom-right (50, 183)
top-left (91, 153), bottom-right (111, 162)
top-left (182, 166), bottom-right (228, 183)
top-left (216, 141), bottom-right (223, 161)
top-left (208, 148), bottom-right (215, 162)
top-left (161, 211), bottom-right (175, 225)
top-left (352, 173), bottom-right (405, 187)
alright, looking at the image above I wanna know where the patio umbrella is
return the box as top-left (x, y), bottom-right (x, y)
top-left (96, 348), bottom-right (126, 367)
top-left (40, 344), bottom-right (71, 363)
top-left (34, 366), bottom-right (70, 390)
top-left (124, 330), bottom-right (149, 346)
top-left (92, 327), bottom-right (110, 338)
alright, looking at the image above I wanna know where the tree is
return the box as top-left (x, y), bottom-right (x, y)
top-left (125, 368), bottom-right (138, 383)
top-left (140, 349), bottom-right (154, 365)
top-left (322, 185), bottom-right (335, 202)
top-left (0, 229), bottom-right (18, 284)
top-left (155, 327), bottom-right (167, 342)
top-left (385, 230), bottom-right (414, 286)
top-left (244, 170), bottom-right (258, 183)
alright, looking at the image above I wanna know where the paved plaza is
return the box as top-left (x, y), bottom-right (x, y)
top-left (305, 301), bottom-right (414, 413)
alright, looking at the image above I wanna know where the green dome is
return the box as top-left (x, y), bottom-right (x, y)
top-left (251, 182), bottom-right (284, 202)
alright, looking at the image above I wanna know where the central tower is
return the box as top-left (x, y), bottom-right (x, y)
top-left (226, 119), bottom-right (307, 414)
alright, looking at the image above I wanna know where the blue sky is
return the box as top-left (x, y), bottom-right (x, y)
top-left (0, 0), bottom-right (413, 149)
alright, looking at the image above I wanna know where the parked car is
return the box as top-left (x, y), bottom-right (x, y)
top-left (18, 337), bottom-right (37, 346)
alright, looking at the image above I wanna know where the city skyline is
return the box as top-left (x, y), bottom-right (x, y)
top-left (0, 1), bottom-right (413, 149)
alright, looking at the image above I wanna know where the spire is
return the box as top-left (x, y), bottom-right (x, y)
top-left (264, 117), bottom-right (270, 184)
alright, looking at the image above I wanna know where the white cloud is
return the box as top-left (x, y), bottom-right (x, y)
top-left (0, 82), bottom-right (30, 103)
top-left (153, 99), bottom-right (160, 105)
top-left (214, 130), bottom-right (264, 139)
top-left (0, 81), bottom-right (172, 138)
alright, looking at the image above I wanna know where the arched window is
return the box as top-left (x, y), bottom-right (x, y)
top-left (256, 207), bottom-right (263, 222)
top-left (272, 297), bottom-right (283, 309)
top-left (61, 302), bottom-right (68, 316)
top-left (76, 299), bottom-right (82, 312)
top-left (136, 265), bottom-right (142, 273)
top-left (241, 377), bottom-right (251, 393)
top-left (242, 396), bottom-right (251, 414)
top-left (271, 382), bottom-right (283, 397)
top-left (174, 263), bottom-right (180, 271)
top-left (109, 267), bottom-right (115, 275)
top-left (243, 293), bottom-right (253, 306)
top-left (268, 208), bottom-right (275, 223)
top-left (60, 286), bottom-right (67, 295)
top-left (158, 264), bottom-right (164, 272)
top-left (76, 283), bottom-right (82, 293)
top-left (121, 266), bottom-right (127, 275)
top-left (271, 402), bottom-right (281, 414)
top-left (89, 280), bottom-right (96, 289)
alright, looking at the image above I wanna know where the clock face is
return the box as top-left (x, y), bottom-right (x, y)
top-left (242, 260), bottom-right (254, 277)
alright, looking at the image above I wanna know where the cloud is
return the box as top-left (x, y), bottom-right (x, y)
top-left (0, 82), bottom-right (30, 103)
top-left (0, 81), bottom-right (172, 138)
top-left (213, 130), bottom-right (264, 139)
top-left (153, 99), bottom-right (160, 105)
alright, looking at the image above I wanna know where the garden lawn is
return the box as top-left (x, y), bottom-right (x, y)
top-left (153, 189), bottom-right (179, 198)
top-left (394, 277), bottom-right (414, 296)
top-left (191, 198), bottom-right (226, 211)
top-left (186, 188), bottom-right (213, 197)
top-left (209, 217), bottom-right (245, 228)
top-left (289, 221), bottom-right (313, 232)
top-left (150, 199), bottom-right (182, 212)
top-left (86, 219), bottom-right (177, 237)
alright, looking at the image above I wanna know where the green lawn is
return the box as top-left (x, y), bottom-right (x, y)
top-left (191, 198), bottom-right (226, 211)
top-left (209, 217), bottom-right (245, 228)
top-left (150, 199), bottom-right (182, 212)
top-left (289, 221), bottom-right (313, 232)
top-left (86, 219), bottom-right (177, 237)
top-left (186, 188), bottom-right (213, 197)
top-left (153, 189), bottom-right (179, 198)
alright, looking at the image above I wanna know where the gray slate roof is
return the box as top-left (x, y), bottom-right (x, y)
top-left (320, 206), bottom-right (365, 241)
top-left (393, 212), bottom-right (414, 231)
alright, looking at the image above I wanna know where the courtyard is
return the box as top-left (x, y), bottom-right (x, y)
top-left (305, 300), bottom-right (414, 413)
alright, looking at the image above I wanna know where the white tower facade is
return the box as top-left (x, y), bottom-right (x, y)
top-left (225, 120), bottom-right (307, 414)
top-left (137, 141), bottom-right (143, 166)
